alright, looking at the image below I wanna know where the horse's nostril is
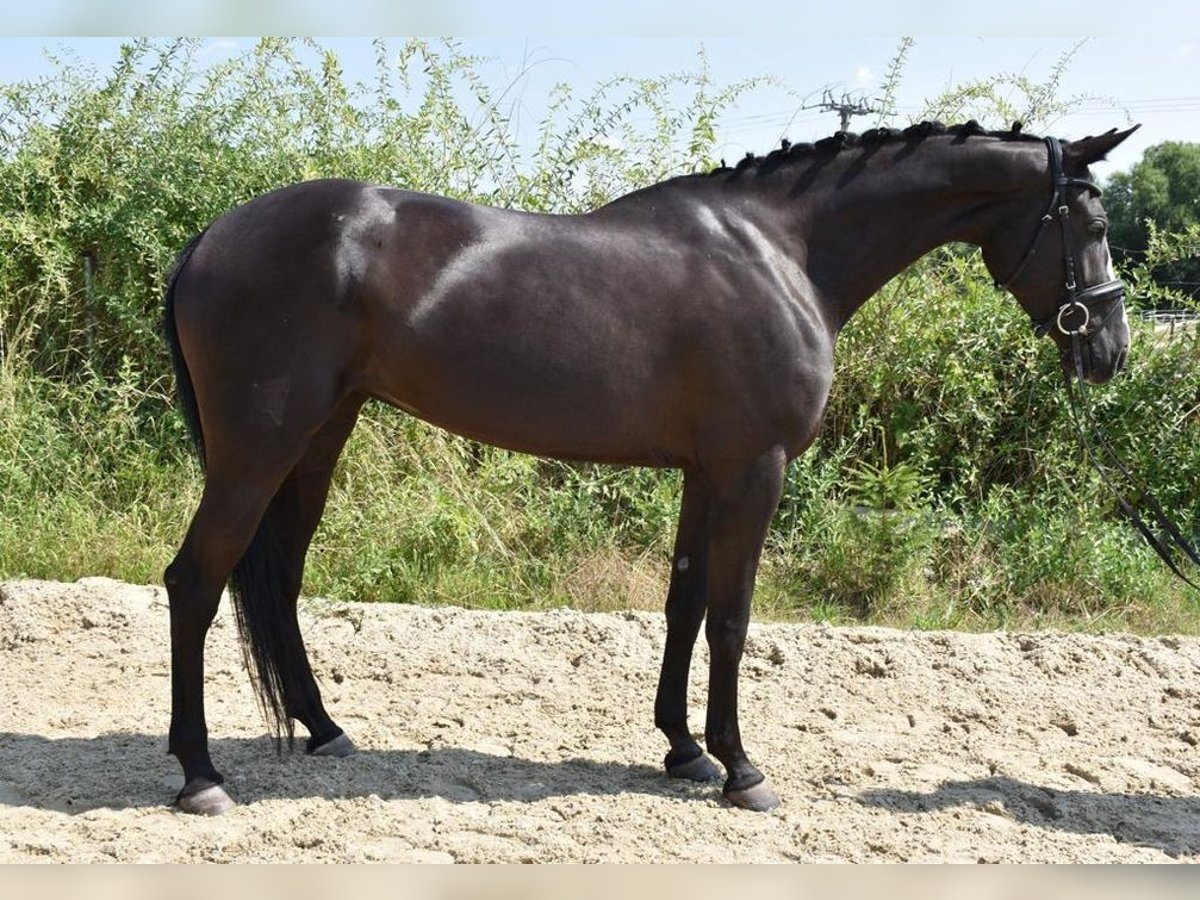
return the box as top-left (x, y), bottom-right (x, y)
top-left (1116, 348), bottom-right (1128, 372)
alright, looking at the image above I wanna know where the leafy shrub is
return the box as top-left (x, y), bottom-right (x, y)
top-left (1, 38), bottom-right (1197, 630)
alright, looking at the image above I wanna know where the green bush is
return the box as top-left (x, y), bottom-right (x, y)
top-left (1, 38), bottom-right (1197, 632)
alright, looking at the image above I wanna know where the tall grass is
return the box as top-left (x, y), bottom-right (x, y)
top-left (1, 38), bottom-right (1198, 632)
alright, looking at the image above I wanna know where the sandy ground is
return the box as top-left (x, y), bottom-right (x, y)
top-left (1, 576), bottom-right (1199, 863)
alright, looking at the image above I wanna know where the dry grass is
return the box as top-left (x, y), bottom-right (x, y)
top-left (549, 547), bottom-right (669, 614)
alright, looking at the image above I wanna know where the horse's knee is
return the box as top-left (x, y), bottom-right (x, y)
top-left (705, 613), bottom-right (749, 657)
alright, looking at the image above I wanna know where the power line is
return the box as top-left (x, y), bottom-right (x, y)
top-left (801, 89), bottom-right (877, 134)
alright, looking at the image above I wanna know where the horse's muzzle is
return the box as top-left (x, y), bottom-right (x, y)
top-left (1061, 321), bottom-right (1129, 384)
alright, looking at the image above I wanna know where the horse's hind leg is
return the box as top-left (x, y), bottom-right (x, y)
top-left (258, 394), bottom-right (365, 757)
top-left (654, 470), bottom-right (721, 782)
top-left (166, 449), bottom-right (307, 815)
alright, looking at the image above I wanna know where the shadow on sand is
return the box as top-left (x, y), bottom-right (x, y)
top-left (857, 775), bottom-right (1200, 858)
top-left (0, 730), bottom-right (709, 814)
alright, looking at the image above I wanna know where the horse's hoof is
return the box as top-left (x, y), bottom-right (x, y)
top-left (666, 752), bottom-right (722, 782)
top-left (724, 778), bottom-right (780, 812)
top-left (177, 784), bottom-right (235, 816)
top-left (309, 732), bottom-right (357, 758)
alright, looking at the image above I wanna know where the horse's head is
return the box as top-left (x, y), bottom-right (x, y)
top-left (985, 127), bottom-right (1139, 384)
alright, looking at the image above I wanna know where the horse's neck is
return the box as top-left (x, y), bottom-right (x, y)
top-left (754, 140), bottom-right (1033, 331)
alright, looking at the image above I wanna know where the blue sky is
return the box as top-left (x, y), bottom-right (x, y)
top-left (2, 35), bottom-right (1197, 174)
top-left (0, 0), bottom-right (1188, 38)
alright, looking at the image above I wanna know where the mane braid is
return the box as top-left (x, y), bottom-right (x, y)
top-left (704, 119), bottom-right (1046, 177)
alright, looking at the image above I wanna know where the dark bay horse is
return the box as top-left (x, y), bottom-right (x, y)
top-left (162, 121), bottom-right (1136, 815)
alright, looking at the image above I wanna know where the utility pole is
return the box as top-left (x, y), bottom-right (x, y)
top-left (805, 89), bottom-right (876, 133)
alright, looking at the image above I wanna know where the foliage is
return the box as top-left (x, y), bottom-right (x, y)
top-left (913, 40), bottom-right (1093, 132)
top-left (872, 37), bottom-right (914, 128)
top-left (800, 432), bottom-right (937, 617)
top-left (1, 38), bottom-right (1198, 633)
top-left (1105, 141), bottom-right (1200, 302)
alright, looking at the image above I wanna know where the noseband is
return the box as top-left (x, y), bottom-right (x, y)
top-left (994, 136), bottom-right (1125, 339)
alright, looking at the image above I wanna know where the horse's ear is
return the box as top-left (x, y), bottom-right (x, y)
top-left (1063, 125), bottom-right (1141, 166)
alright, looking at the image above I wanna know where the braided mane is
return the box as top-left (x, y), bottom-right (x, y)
top-left (709, 120), bottom-right (1044, 176)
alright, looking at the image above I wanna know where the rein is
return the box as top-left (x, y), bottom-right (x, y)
top-left (1062, 335), bottom-right (1200, 593)
top-left (1002, 136), bottom-right (1200, 592)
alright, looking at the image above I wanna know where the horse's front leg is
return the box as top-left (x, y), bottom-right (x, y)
top-left (703, 447), bottom-right (787, 811)
top-left (654, 470), bottom-right (721, 782)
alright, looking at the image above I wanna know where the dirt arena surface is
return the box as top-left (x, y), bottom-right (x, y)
top-left (1, 577), bottom-right (1198, 862)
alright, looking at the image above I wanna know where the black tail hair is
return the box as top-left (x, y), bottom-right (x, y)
top-left (229, 521), bottom-right (303, 750)
top-left (162, 231), bottom-right (208, 465)
top-left (163, 230), bottom-right (300, 749)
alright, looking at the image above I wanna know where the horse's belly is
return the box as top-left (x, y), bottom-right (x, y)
top-left (367, 338), bottom-right (687, 465)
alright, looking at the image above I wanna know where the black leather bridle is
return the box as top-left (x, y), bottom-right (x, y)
top-left (995, 136), bottom-right (1126, 341)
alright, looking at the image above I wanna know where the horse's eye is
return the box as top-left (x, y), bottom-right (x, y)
top-left (1088, 220), bottom-right (1108, 237)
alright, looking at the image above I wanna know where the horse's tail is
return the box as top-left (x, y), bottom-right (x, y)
top-left (163, 229), bottom-right (298, 748)
top-left (163, 230), bottom-right (208, 465)
top-left (229, 511), bottom-right (301, 749)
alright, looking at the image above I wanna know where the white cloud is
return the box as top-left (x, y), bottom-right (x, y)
top-left (200, 38), bottom-right (241, 59)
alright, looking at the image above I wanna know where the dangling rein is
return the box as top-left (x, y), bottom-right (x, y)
top-left (1061, 331), bottom-right (1200, 593)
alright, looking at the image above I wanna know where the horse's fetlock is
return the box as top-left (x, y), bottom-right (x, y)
top-left (705, 725), bottom-right (738, 755)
